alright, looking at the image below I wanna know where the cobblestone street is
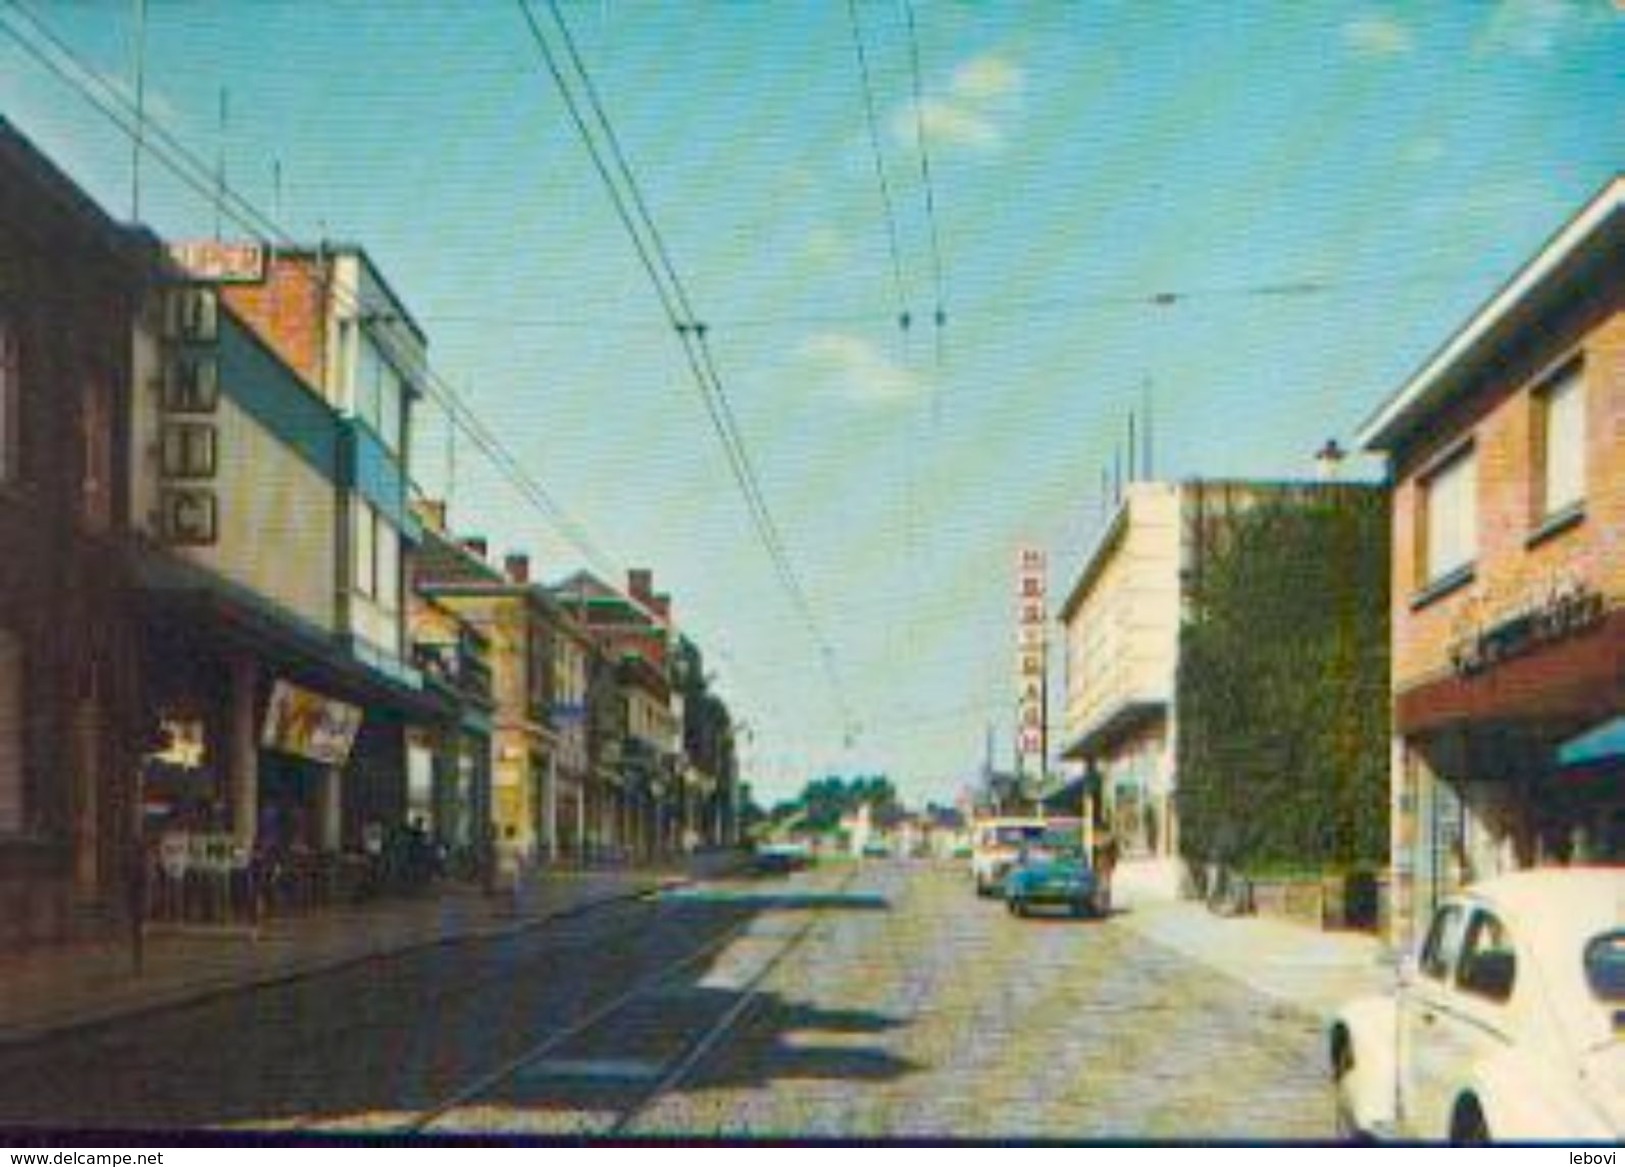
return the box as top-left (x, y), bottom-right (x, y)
top-left (0, 861), bottom-right (1339, 1141)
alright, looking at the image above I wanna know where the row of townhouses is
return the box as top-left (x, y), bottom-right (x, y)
top-left (1055, 175), bottom-right (1621, 946)
top-left (0, 119), bottom-right (740, 949)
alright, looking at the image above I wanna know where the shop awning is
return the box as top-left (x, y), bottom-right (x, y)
top-left (1059, 699), bottom-right (1167, 761)
top-left (137, 551), bottom-right (452, 723)
top-left (1559, 716), bottom-right (1625, 768)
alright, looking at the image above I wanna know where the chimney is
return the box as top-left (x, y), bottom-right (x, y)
top-left (414, 497), bottom-right (447, 535)
top-left (459, 536), bottom-right (488, 561)
top-left (504, 552), bottom-right (531, 585)
top-left (628, 568), bottom-right (653, 603)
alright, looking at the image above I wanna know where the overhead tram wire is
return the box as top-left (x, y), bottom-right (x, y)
top-left (517, 0), bottom-right (855, 733)
top-left (540, 0), bottom-right (853, 731)
top-left (845, 0), bottom-right (914, 335)
top-left (526, 0), bottom-right (793, 581)
top-left (900, 0), bottom-right (948, 377)
top-left (515, 0), bottom-right (785, 601)
top-left (534, 0), bottom-right (803, 604)
top-left (410, 264), bottom-right (1495, 334)
top-left (0, 3), bottom-right (628, 589)
top-left (3, 3), bottom-right (616, 580)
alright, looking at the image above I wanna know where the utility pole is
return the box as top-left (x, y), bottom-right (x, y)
top-left (129, 0), bottom-right (148, 220)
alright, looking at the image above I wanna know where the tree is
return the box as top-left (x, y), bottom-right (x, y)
top-left (1177, 491), bottom-right (1390, 873)
top-left (771, 773), bottom-right (901, 835)
top-left (737, 783), bottom-right (768, 839)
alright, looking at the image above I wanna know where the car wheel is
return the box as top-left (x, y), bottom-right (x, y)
top-left (1451, 1098), bottom-right (1489, 1146)
top-left (1013, 898), bottom-right (1029, 917)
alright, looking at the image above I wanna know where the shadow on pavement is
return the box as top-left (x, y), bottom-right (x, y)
top-left (0, 873), bottom-right (914, 1137)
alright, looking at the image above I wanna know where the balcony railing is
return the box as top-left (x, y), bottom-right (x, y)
top-left (412, 639), bottom-right (493, 703)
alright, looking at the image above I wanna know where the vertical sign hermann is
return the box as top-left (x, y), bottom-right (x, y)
top-left (1015, 547), bottom-right (1046, 779)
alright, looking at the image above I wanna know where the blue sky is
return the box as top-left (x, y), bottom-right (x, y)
top-left (3, 1), bottom-right (1620, 806)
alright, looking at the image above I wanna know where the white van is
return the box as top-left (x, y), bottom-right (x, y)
top-left (969, 817), bottom-right (1048, 896)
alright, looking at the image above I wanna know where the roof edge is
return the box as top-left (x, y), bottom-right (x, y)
top-left (1356, 175), bottom-right (1624, 453)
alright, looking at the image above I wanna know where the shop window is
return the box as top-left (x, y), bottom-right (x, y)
top-left (1535, 363), bottom-right (1585, 524)
top-left (0, 628), bottom-right (23, 835)
top-left (0, 319), bottom-right (18, 486)
top-left (1418, 446), bottom-right (1477, 591)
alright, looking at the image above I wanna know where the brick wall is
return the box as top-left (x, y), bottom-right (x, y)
top-left (220, 253), bottom-right (330, 393)
top-left (1391, 301), bottom-right (1624, 695)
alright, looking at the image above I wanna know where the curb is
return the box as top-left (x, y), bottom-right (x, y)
top-left (1111, 898), bottom-right (1388, 1021)
top-left (0, 873), bottom-right (691, 1052)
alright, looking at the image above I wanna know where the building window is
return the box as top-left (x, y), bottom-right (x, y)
top-left (377, 518), bottom-right (399, 614)
top-left (355, 332), bottom-right (404, 456)
top-left (379, 362), bottom-right (402, 458)
top-left (1536, 364), bottom-right (1585, 522)
top-left (352, 499), bottom-right (377, 598)
top-left (351, 497), bottom-right (403, 612)
top-left (0, 320), bottom-right (18, 485)
top-left (1419, 447), bottom-right (1476, 588)
top-left (335, 318), bottom-right (356, 411)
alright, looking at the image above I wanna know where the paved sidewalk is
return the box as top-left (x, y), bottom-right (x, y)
top-left (1113, 879), bottom-right (1394, 1022)
top-left (0, 855), bottom-right (739, 1048)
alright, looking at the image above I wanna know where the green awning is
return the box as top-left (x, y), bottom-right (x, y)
top-left (1559, 716), bottom-right (1625, 768)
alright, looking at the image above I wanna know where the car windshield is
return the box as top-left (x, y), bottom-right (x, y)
top-left (1584, 931), bottom-right (1625, 1003)
top-left (992, 826), bottom-right (1044, 847)
top-left (1031, 846), bottom-right (1084, 865)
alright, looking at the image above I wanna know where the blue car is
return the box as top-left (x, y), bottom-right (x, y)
top-left (1003, 846), bottom-right (1106, 918)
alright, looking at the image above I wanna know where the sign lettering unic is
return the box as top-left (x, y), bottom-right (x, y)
top-left (157, 285), bottom-right (222, 546)
top-left (1449, 578), bottom-right (1605, 679)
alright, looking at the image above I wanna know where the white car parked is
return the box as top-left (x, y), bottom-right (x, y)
top-left (1330, 867), bottom-right (1623, 1143)
top-left (969, 817), bottom-right (1047, 896)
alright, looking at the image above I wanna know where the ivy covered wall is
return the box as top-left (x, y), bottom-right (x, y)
top-left (1176, 487), bottom-right (1390, 873)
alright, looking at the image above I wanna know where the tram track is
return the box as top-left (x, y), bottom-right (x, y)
top-left (401, 865), bottom-right (864, 1136)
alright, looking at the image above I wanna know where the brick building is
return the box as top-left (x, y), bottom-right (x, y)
top-left (0, 119), bottom-right (153, 945)
top-left (1358, 176), bottom-right (1623, 947)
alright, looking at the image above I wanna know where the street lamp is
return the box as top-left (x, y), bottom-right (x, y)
top-left (1315, 438), bottom-right (1347, 481)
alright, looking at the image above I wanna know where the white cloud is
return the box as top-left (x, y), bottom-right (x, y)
top-left (1341, 13), bottom-right (1415, 56)
top-left (1474, 0), bottom-right (1597, 58)
top-left (800, 332), bottom-right (924, 405)
top-left (1402, 136), bottom-right (1446, 165)
top-left (891, 50), bottom-right (1024, 155)
top-left (894, 97), bottom-right (1001, 152)
top-left (802, 224), bottom-right (851, 267)
top-left (952, 53), bottom-right (1025, 101)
